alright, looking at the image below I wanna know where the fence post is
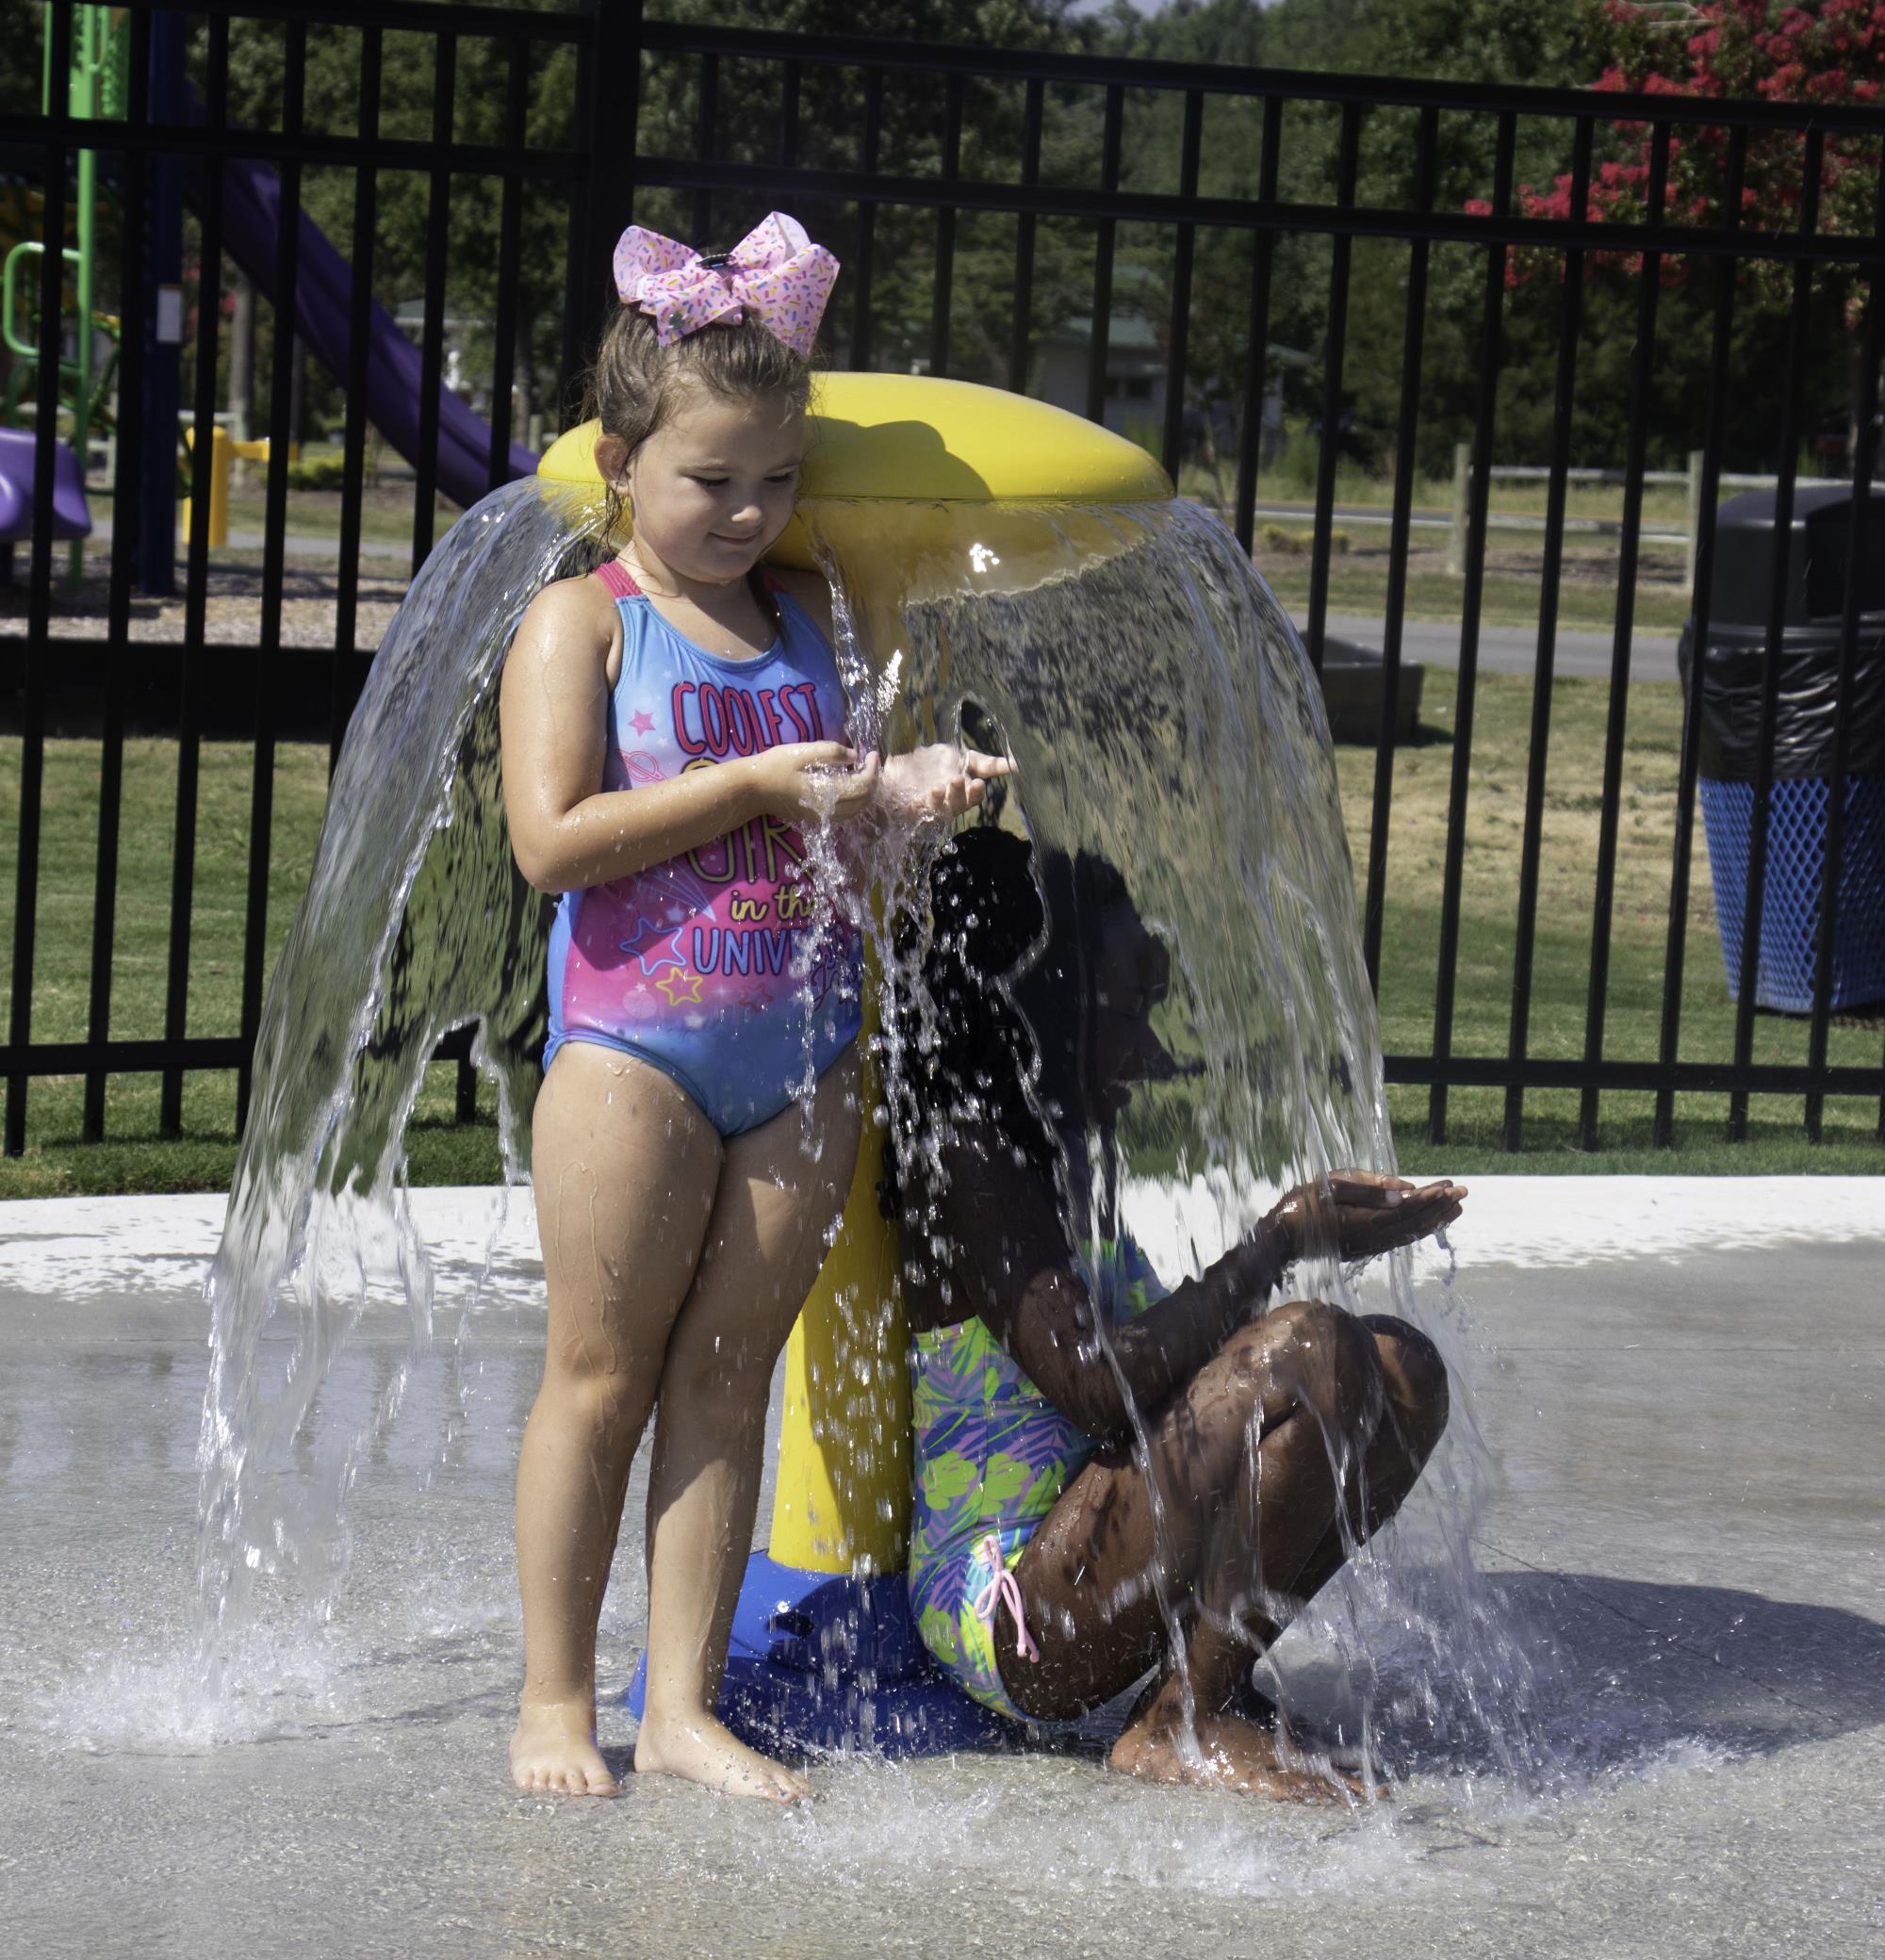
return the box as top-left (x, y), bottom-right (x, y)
top-left (1685, 448), bottom-right (1705, 596)
top-left (1447, 439), bottom-right (1470, 576)
top-left (567, 0), bottom-right (646, 421)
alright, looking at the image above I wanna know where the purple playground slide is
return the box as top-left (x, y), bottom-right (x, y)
top-left (0, 425), bottom-right (94, 543)
top-left (187, 149), bottom-right (538, 509)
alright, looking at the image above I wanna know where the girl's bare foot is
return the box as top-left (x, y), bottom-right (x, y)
top-left (1108, 1709), bottom-right (1381, 1805)
top-left (634, 1706), bottom-right (811, 1803)
top-left (511, 1699), bottom-right (618, 1797)
top-left (1226, 1677), bottom-right (1367, 1769)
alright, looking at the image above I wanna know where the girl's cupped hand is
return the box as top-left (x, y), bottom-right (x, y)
top-left (748, 742), bottom-right (883, 825)
top-left (877, 744), bottom-right (1015, 824)
top-left (1267, 1171), bottom-right (1467, 1265)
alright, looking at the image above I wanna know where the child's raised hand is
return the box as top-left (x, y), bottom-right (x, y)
top-left (748, 742), bottom-right (883, 826)
top-left (877, 744), bottom-right (1015, 824)
top-left (1268, 1171), bottom-right (1467, 1265)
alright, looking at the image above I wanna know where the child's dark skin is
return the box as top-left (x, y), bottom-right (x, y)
top-left (900, 896), bottom-right (1462, 1801)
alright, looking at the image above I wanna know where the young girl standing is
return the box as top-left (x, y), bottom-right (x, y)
top-left (500, 214), bottom-right (1006, 1802)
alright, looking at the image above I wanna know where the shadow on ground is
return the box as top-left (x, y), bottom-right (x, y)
top-left (1260, 1570), bottom-right (1885, 1788)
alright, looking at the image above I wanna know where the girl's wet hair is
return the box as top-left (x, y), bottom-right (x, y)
top-left (880, 825), bottom-right (1134, 1228)
top-left (583, 308), bottom-right (817, 535)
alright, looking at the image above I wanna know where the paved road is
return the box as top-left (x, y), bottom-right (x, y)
top-left (1296, 608), bottom-right (1683, 682)
top-left (85, 522), bottom-right (1688, 681)
top-left (90, 518), bottom-right (416, 564)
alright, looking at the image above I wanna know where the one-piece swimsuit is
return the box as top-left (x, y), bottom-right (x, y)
top-left (907, 1235), bottom-right (1167, 1721)
top-left (543, 561), bottom-right (863, 1136)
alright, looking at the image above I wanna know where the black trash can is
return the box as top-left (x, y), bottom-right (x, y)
top-left (1679, 483), bottom-right (1885, 1013)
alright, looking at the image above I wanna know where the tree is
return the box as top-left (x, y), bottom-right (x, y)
top-left (1516, 3), bottom-right (1883, 266)
top-left (157, 0), bottom-right (1097, 456)
top-left (636, 0), bottom-right (1096, 384)
top-left (1515, 1), bottom-right (1884, 460)
top-left (185, 4), bottom-right (582, 453)
top-left (1577, 0), bottom-right (1881, 231)
top-left (0, 0), bottom-right (42, 116)
top-left (1212, 0), bottom-right (1598, 476)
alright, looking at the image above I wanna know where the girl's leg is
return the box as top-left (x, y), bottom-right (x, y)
top-left (634, 1049), bottom-right (861, 1801)
top-left (511, 1044), bottom-right (721, 1796)
top-left (999, 1304), bottom-right (1447, 1801)
top-left (1117, 1312), bottom-right (1449, 1792)
top-left (1235, 1314), bottom-right (1451, 1642)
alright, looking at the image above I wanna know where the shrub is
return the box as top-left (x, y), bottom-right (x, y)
top-left (1256, 523), bottom-right (1350, 558)
top-left (286, 448), bottom-right (351, 491)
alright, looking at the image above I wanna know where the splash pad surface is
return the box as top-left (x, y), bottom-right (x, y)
top-left (3, 1180), bottom-right (1881, 1959)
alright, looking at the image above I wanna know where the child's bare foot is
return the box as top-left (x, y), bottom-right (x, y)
top-left (1226, 1677), bottom-right (1366, 1768)
top-left (634, 1706), bottom-right (811, 1803)
top-left (1109, 1709), bottom-right (1381, 1805)
top-left (511, 1699), bottom-right (618, 1797)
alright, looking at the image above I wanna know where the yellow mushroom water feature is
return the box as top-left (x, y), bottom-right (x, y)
top-left (200, 368), bottom-right (1438, 1765)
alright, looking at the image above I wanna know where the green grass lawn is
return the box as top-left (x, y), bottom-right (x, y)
top-left (211, 467), bottom-right (1697, 637)
top-left (0, 736), bottom-right (509, 1197)
top-left (1255, 557), bottom-right (1695, 636)
top-left (1181, 459), bottom-right (1701, 533)
top-left (221, 480), bottom-right (462, 548)
top-left (1201, 459), bottom-right (1698, 634)
top-left (1336, 669), bottom-right (1883, 1171)
top-left (3, 663), bottom-right (1879, 1197)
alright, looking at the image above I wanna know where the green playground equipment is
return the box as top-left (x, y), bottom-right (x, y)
top-left (1, 5), bottom-right (131, 580)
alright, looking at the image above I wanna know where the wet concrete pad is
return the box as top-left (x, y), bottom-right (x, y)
top-left (1, 1183), bottom-right (1880, 1958)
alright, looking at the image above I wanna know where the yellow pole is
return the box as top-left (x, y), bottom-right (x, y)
top-left (766, 1037), bottom-right (911, 1576)
top-left (185, 424), bottom-right (229, 547)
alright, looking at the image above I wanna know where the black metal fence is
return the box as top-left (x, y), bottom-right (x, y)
top-left (3, 0), bottom-right (1882, 1160)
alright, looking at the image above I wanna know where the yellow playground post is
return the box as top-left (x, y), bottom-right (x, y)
top-left (183, 426), bottom-right (299, 548)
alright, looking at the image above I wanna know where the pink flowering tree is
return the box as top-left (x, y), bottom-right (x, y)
top-left (1507, 2), bottom-right (1884, 452)
top-left (1534, 3), bottom-right (1882, 253)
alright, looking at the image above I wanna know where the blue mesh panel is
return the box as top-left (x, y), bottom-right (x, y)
top-left (1698, 772), bottom-right (1885, 1013)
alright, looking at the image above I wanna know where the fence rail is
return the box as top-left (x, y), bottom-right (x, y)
top-left (1436, 455), bottom-right (1791, 584)
top-left (4, 0), bottom-right (1883, 1163)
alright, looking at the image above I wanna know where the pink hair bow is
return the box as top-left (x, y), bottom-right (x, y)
top-left (612, 211), bottom-right (839, 360)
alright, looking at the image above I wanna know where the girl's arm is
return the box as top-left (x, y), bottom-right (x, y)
top-left (768, 568), bottom-right (1013, 831)
top-left (499, 576), bottom-right (880, 894)
top-left (918, 1122), bottom-right (1295, 1441)
top-left (924, 1135), bottom-right (1465, 1442)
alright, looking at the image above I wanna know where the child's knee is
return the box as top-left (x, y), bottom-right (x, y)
top-left (545, 1362), bottom-right (650, 1445)
top-left (659, 1326), bottom-right (779, 1413)
top-left (1233, 1298), bottom-right (1380, 1430)
top-left (1361, 1315), bottom-right (1450, 1458)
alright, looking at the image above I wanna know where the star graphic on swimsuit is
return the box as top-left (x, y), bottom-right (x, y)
top-left (629, 709), bottom-right (657, 735)
top-left (617, 916), bottom-right (688, 976)
top-left (656, 967), bottom-right (704, 1007)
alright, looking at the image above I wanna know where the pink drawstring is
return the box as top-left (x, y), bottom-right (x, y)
top-left (971, 1531), bottom-right (1040, 1663)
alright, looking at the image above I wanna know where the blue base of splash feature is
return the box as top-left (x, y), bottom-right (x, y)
top-left (1697, 773), bottom-right (1885, 1013)
top-left (623, 1548), bottom-right (1012, 1759)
